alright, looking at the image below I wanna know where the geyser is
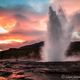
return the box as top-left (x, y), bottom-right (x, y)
top-left (42, 5), bottom-right (73, 62)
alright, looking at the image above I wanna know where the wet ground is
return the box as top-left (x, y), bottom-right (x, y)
top-left (0, 61), bottom-right (80, 80)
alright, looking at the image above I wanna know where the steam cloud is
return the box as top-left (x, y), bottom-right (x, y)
top-left (42, 5), bottom-right (74, 62)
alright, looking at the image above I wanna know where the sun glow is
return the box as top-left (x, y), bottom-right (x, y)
top-left (0, 39), bottom-right (23, 44)
top-left (0, 26), bottom-right (8, 33)
top-left (0, 16), bottom-right (16, 34)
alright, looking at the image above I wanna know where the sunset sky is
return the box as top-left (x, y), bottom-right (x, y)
top-left (0, 0), bottom-right (49, 50)
top-left (0, 0), bottom-right (80, 50)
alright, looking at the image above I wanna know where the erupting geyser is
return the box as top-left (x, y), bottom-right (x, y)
top-left (42, 5), bottom-right (74, 61)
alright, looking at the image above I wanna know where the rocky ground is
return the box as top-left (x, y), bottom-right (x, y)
top-left (0, 61), bottom-right (80, 80)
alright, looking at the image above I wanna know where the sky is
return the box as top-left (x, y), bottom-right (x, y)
top-left (61, 0), bottom-right (80, 16)
top-left (0, 0), bottom-right (80, 50)
top-left (50, 0), bottom-right (80, 16)
top-left (0, 0), bottom-right (49, 50)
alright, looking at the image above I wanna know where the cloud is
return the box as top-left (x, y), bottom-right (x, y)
top-left (71, 12), bottom-right (80, 32)
top-left (14, 14), bottom-right (28, 21)
top-left (61, 0), bottom-right (80, 16)
top-left (11, 30), bottom-right (46, 36)
top-left (0, 32), bottom-right (44, 50)
top-left (0, 0), bottom-right (49, 14)
top-left (0, 0), bottom-right (48, 50)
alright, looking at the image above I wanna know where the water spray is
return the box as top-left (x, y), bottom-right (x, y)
top-left (42, 0), bottom-right (74, 62)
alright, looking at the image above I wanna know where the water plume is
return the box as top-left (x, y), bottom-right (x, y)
top-left (42, 5), bottom-right (73, 62)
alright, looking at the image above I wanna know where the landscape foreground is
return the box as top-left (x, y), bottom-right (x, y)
top-left (0, 61), bottom-right (79, 80)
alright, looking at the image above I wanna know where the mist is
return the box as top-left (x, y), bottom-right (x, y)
top-left (42, 5), bottom-right (74, 62)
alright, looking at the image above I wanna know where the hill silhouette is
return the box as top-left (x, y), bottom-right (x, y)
top-left (0, 41), bottom-right (44, 60)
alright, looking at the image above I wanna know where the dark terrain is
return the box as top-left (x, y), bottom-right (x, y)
top-left (0, 42), bottom-right (80, 80)
top-left (0, 41), bottom-right (44, 60)
top-left (0, 61), bottom-right (80, 80)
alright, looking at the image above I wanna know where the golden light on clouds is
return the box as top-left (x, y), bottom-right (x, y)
top-left (0, 27), bottom-right (8, 33)
top-left (0, 16), bottom-right (16, 34)
top-left (0, 39), bottom-right (23, 44)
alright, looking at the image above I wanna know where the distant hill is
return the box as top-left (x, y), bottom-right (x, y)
top-left (66, 41), bottom-right (80, 56)
top-left (0, 41), bottom-right (44, 60)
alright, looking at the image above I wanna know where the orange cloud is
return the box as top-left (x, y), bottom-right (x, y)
top-left (12, 14), bottom-right (48, 32)
top-left (0, 7), bottom-right (48, 50)
top-left (0, 16), bottom-right (16, 34)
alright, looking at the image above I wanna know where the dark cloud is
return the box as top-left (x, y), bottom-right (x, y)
top-left (14, 14), bottom-right (27, 20)
top-left (11, 30), bottom-right (45, 36)
top-left (12, 5), bottom-right (35, 14)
